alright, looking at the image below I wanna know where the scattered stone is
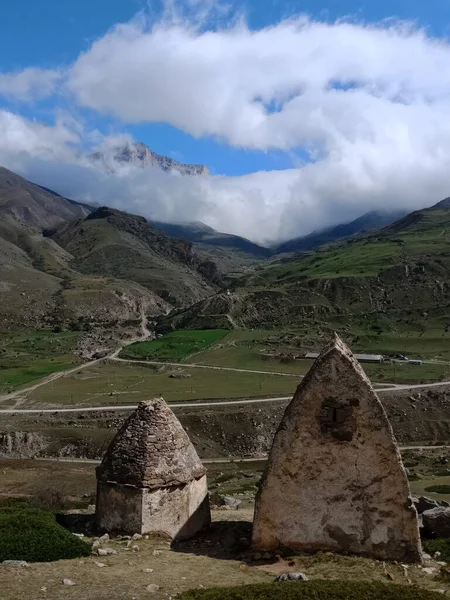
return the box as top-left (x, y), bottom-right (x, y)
top-left (142, 568), bottom-right (154, 573)
top-left (145, 584), bottom-right (160, 593)
top-left (423, 567), bottom-right (438, 575)
top-left (2, 560), bottom-right (28, 567)
top-left (92, 540), bottom-right (100, 550)
top-left (434, 552), bottom-right (442, 560)
top-left (72, 533), bottom-right (85, 538)
top-left (215, 495), bottom-right (241, 510)
top-left (40, 587), bottom-right (47, 592)
top-left (423, 553), bottom-right (432, 560)
top-left (62, 579), bottom-right (76, 586)
top-left (94, 562), bottom-right (107, 568)
top-left (98, 533), bottom-right (110, 542)
top-left (414, 496), bottom-right (438, 514)
top-left (422, 507), bottom-right (450, 538)
top-left (253, 552), bottom-right (262, 561)
top-left (97, 548), bottom-right (117, 556)
top-left (132, 544), bottom-right (140, 552)
top-left (132, 533), bottom-right (143, 540)
top-left (152, 550), bottom-right (162, 556)
top-left (275, 573), bottom-right (308, 582)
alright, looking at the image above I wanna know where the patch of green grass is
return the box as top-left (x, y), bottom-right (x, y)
top-left (424, 485), bottom-right (450, 494)
top-left (180, 581), bottom-right (444, 600)
top-left (0, 507), bottom-right (91, 562)
top-left (423, 539), bottom-right (450, 561)
top-left (0, 329), bottom-right (81, 391)
top-left (120, 329), bottom-right (229, 362)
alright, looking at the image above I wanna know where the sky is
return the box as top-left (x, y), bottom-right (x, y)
top-left (1, 0), bottom-right (450, 243)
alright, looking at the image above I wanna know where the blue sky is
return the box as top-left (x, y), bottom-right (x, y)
top-left (1, 0), bottom-right (449, 176)
top-left (2, 0), bottom-right (450, 242)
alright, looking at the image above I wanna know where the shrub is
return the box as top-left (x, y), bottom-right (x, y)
top-left (424, 485), bottom-right (450, 494)
top-left (32, 481), bottom-right (70, 510)
top-left (423, 538), bottom-right (450, 561)
top-left (179, 581), bottom-right (444, 600)
top-left (0, 507), bottom-right (91, 562)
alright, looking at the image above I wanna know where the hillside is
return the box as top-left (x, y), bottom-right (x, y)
top-left (157, 200), bottom-right (450, 354)
top-left (46, 207), bottom-right (222, 306)
top-left (275, 210), bottom-right (406, 254)
top-left (152, 220), bottom-right (273, 272)
top-left (0, 170), bottom-right (222, 330)
top-left (0, 167), bottom-right (90, 228)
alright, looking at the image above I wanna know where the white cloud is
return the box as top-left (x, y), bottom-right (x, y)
top-left (0, 68), bottom-right (61, 101)
top-left (3, 10), bottom-right (450, 242)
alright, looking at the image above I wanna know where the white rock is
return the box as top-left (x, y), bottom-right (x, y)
top-left (2, 560), bottom-right (28, 567)
top-left (152, 550), bottom-right (162, 556)
top-left (98, 533), bottom-right (110, 542)
top-left (63, 579), bottom-right (76, 586)
top-left (142, 568), bottom-right (154, 573)
top-left (95, 562), bottom-right (107, 568)
top-left (97, 548), bottom-right (117, 556)
top-left (132, 544), bottom-right (140, 552)
top-left (423, 553), bottom-right (432, 560)
top-left (72, 533), bottom-right (84, 538)
top-left (132, 533), bottom-right (143, 540)
top-left (423, 567), bottom-right (437, 575)
top-left (145, 584), bottom-right (160, 593)
top-left (92, 540), bottom-right (100, 549)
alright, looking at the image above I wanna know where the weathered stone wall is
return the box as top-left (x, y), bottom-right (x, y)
top-left (252, 336), bottom-right (422, 563)
top-left (96, 476), bottom-right (209, 538)
top-left (141, 475), bottom-right (210, 539)
top-left (96, 482), bottom-right (143, 534)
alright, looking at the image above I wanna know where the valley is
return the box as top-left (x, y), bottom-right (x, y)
top-left (1, 164), bottom-right (450, 600)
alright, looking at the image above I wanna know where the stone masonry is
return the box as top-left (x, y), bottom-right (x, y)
top-left (252, 334), bottom-right (422, 562)
top-left (96, 397), bottom-right (210, 539)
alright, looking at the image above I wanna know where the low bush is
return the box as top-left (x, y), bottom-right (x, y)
top-left (31, 481), bottom-right (70, 510)
top-left (0, 507), bottom-right (91, 562)
top-left (423, 538), bottom-right (450, 561)
top-left (179, 581), bottom-right (444, 600)
top-left (424, 485), bottom-right (450, 494)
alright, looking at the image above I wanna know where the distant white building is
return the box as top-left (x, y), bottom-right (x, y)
top-left (305, 352), bottom-right (384, 364)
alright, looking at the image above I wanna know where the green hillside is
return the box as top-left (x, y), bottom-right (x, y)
top-left (157, 201), bottom-right (450, 359)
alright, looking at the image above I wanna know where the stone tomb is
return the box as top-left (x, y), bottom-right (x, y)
top-left (252, 334), bottom-right (421, 562)
top-left (96, 398), bottom-right (210, 539)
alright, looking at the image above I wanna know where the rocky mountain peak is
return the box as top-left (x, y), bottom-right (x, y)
top-left (92, 141), bottom-right (209, 176)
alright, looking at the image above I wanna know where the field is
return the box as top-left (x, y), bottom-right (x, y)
top-left (120, 329), bottom-right (229, 361)
top-left (0, 330), bottom-right (81, 392)
top-left (20, 361), bottom-right (298, 407)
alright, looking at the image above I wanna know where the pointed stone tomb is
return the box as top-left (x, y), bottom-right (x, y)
top-left (96, 397), bottom-right (210, 539)
top-left (252, 334), bottom-right (421, 562)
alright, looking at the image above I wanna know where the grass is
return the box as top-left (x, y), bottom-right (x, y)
top-left (180, 582), bottom-right (445, 600)
top-left (120, 329), bottom-right (229, 361)
top-left (0, 329), bottom-right (81, 391)
top-left (23, 361), bottom-right (298, 407)
top-left (0, 506), bottom-right (91, 562)
top-left (423, 539), bottom-right (450, 561)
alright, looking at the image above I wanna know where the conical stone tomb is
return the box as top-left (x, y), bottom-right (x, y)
top-left (252, 335), bottom-right (421, 562)
top-left (96, 398), bottom-right (210, 539)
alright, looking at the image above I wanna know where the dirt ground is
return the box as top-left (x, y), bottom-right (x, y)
top-left (1, 508), bottom-right (449, 600)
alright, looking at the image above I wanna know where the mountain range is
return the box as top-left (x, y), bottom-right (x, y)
top-left (1, 160), bottom-right (449, 342)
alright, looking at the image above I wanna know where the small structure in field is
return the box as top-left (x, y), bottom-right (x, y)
top-left (96, 398), bottom-right (210, 539)
top-left (305, 351), bottom-right (384, 363)
top-left (252, 334), bottom-right (421, 562)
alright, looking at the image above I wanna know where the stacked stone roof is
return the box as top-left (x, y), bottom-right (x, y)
top-left (97, 398), bottom-right (206, 489)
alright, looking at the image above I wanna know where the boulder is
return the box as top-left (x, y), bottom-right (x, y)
top-left (2, 560), bottom-right (28, 567)
top-left (415, 496), bottom-right (439, 514)
top-left (422, 507), bottom-right (450, 538)
top-left (214, 495), bottom-right (241, 510)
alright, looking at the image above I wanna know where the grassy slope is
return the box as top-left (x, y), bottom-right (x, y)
top-left (49, 208), bottom-right (220, 306)
top-left (0, 330), bottom-right (82, 391)
top-left (159, 204), bottom-right (450, 359)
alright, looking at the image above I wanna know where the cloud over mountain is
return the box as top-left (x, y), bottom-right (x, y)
top-left (2, 5), bottom-right (450, 242)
